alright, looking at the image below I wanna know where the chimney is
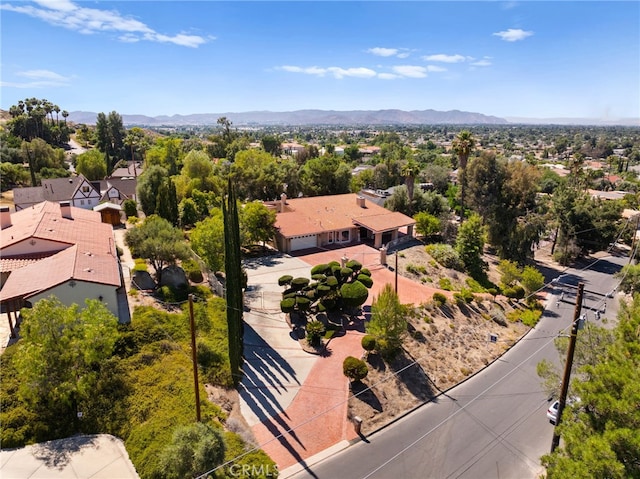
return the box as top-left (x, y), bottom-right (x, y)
top-left (356, 196), bottom-right (366, 208)
top-left (0, 206), bottom-right (11, 230)
top-left (60, 201), bottom-right (72, 219)
top-left (280, 193), bottom-right (287, 212)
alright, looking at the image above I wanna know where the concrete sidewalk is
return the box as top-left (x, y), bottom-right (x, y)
top-left (0, 434), bottom-right (138, 478)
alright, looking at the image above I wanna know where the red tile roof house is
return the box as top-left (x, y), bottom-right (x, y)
top-left (269, 193), bottom-right (416, 253)
top-left (0, 201), bottom-right (130, 339)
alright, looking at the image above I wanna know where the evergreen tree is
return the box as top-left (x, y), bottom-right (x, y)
top-left (223, 179), bottom-right (244, 385)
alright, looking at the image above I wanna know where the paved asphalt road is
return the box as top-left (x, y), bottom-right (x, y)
top-left (289, 253), bottom-right (628, 479)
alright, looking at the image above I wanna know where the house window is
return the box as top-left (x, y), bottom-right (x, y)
top-left (82, 186), bottom-right (90, 193)
top-left (87, 199), bottom-right (92, 205)
top-left (341, 230), bottom-right (350, 242)
top-left (328, 232), bottom-right (334, 243)
top-left (80, 199), bottom-right (85, 205)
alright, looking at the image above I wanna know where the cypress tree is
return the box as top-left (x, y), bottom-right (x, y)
top-left (223, 178), bottom-right (244, 384)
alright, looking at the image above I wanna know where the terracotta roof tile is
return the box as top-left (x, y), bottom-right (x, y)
top-left (275, 193), bottom-right (415, 237)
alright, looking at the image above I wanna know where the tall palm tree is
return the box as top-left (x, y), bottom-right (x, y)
top-left (452, 130), bottom-right (476, 222)
top-left (401, 158), bottom-right (421, 214)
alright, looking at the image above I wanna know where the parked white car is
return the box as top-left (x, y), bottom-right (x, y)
top-left (547, 397), bottom-right (581, 425)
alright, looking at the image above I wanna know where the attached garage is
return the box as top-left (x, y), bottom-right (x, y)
top-left (290, 234), bottom-right (317, 251)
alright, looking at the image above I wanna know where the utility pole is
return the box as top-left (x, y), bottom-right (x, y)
top-left (188, 294), bottom-right (202, 422)
top-left (551, 282), bottom-right (584, 453)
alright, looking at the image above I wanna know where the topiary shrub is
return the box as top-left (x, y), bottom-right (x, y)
top-left (345, 259), bottom-right (362, 272)
top-left (357, 274), bottom-right (373, 288)
top-left (310, 264), bottom-right (329, 275)
top-left (290, 277), bottom-right (310, 291)
top-left (311, 274), bottom-right (326, 281)
top-left (361, 335), bottom-right (376, 353)
top-left (360, 267), bottom-right (371, 276)
top-left (306, 320), bottom-right (326, 347)
top-left (280, 297), bottom-right (296, 313)
top-left (340, 281), bottom-right (369, 308)
top-left (340, 267), bottom-right (353, 277)
top-left (325, 276), bottom-right (339, 287)
top-left (278, 275), bottom-right (293, 287)
top-left (343, 356), bottom-right (368, 382)
top-left (296, 296), bottom-right (311, 311)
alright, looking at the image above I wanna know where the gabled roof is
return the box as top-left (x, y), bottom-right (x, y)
top-left (41, 174), bottom-right (95, 202)
top-left (0, 201), bottom-right (120, 302)
top-left (275, 193), bottom-right (415, 237)
top-left (12, 186), bottom-right (45, 207)
top-left (0, 244), bottom-right (121, 302)
top-left (1, 201), bottom-right (108, 252)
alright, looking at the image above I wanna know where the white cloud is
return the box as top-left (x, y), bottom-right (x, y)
top-left (1, 1), bottom-right (208, 48)
top-left (279, 65), bottom-right (376, 79)
top-left (2, 69), bottom-right (72, 88)
top-left (422, 54), bottom-right (468, 63)
top-left (470, 58), bottom-right (492, 67)
top-left (397, 52), bottom-right (410, 59)
top-left (426, 65), bottom-right (447, 72)
top-left (378, 73), bottom-right (401, 80)
top-left (368, 47), bottom-right (398, 57)
top-left (392, 65), bottom-right (427, 78)
top-left (493, 28), bottom-right (533, 42)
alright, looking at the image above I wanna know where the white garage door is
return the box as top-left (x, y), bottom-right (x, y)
top-left (290, 234), bottom-right (317, 251)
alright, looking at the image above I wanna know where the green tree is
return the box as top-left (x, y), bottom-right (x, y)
top-left (614, 263), bottom-right (640, 295)
top-left (124, 127), bottom-right (146, 167)
top-left (15, 297), bottom-right (120, 433)
top-left (455, 213), bottom-right (487, 279)
top-left (156, 177), bottom-right (179, 226)
top-left (95, 111), bottom-right (125, 173)
top-left (401, 158), bottom-right (421, 212)
top-left (366, 283), bottom-right (408, 357)
top-left (179, 198), bottom-right (199, 228)
top-left (241, 201), bottom-right (277, 246)
top-left (261, 134), bottom-right (282, 157)
top-left (190, 209), bottom-right (225, 273)
top-left (75, 149), bottom-right (107, 180)
top-left (300, 155), bottom-right (351, 196)
top-left (125, 215), bottom-right (191, 285)
top-left (223, 179), bottom-right (244, 385)
top-left (159, 422), bottom-right (226, 479)
top-left (521, 265), bottom-right (544, 295)
top-left (414, 211), bottom-right (441, 239)
top-left (137, 165), bottom-right (169, 216)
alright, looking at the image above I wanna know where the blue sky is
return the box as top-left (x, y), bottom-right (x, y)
top-left (1, 1), bottom-right (639, 120)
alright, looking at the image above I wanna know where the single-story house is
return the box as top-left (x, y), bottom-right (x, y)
top-left (269, 193), bottom-right (415, 253)
top-left (0, 201), bottom-right (129, 338)
top-left (13, 174), bottom-right (101, 211)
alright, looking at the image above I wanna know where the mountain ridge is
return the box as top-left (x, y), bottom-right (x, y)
top-left (67, 108), bottom-right (508, 126)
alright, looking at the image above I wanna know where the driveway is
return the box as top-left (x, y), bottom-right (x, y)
top-left (240, 244), bottom-right (456, 473)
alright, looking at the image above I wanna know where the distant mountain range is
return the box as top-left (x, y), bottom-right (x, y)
top-left (67, 109), bottom-right (509, 126)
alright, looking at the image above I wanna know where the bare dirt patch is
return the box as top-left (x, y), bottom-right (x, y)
top-left (347, 242), bottom-right (538, 436)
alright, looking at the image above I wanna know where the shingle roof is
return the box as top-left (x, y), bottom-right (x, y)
top-left (41, 175), bottom-right (87, 202)
top-left (12, 186), bottom-right (45, 207)
top-left (275, 193), bottom-right (415, 237)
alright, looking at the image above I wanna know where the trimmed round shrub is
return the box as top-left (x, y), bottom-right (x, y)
top-left (345, 259), bottom-right (362, 272)
top-left (357, 274), bottom-right (373, 288)
top-left (311, 274), bottom-right (327, 281)
top-left (340, 281), bottom-right (369, 308)
top-left (325, 276), bottom-right (338, 287)
top-left (360, 267), bottom-right (371, 276)
top-left (343, 356), bottom-right (368, 382)
top-left (327, 261), bottom-right (340, 268)
top-left (320, 297), bottom-right (337, 310)
top-left (290, 277), bottom-right (310, 291)
top-left (361, 335), bottom-right (376, 352)
top-left (296, 296), bottom-right (311, 311)
top-left (278, 275), bottom-right (293, 287)
top-left (280, 297), bottom-right (296, 313)
top-left (311, 264), bottom-right (330, 275)
top-left (340, 267), bottom-right (353, 277)
top-left (317, 284), bottom-right (331, 296)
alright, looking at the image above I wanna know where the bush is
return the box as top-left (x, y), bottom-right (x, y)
top-left (503, 285), bottom-right (525, 299)
top-left (357, 274), bottom-right (373, 288)
top-left (425, 243), bottom-right (464, 270)
top-left (290, 277), bottom-right (310, 291)
top-left (132, 258), bottom-right (148, 272)
top-left (361, 335), bottom-right (376, 352)
top-left (280, 298), bottom-right (295, 313)
top-left (438, 278), bottom-right (453, 290)
top-left (433, 292), bottom-right (447, 306)
top-left (181, 258), bottom-right (203, 283)
top-left (278, 275), bottom-right (293, 287)
top-left (345, 259), bottom-right (362, 272)
top-left (310, 264), bottom-right (329, 275)
top-left (340, 281), bottom-right (369, 308)
top-left (123, 199), bottom-right (138, 218)
top-left (343, 356), bottom-right (368, 382)
top-left (305, 320), bottom-right (326, 347)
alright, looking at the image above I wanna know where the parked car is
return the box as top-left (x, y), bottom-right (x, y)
top-left (547, 397), bottom-right (581, 425)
